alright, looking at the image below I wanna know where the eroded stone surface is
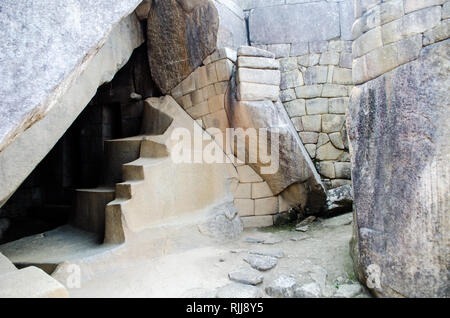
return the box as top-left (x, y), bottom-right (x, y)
top-left (147, 0), bottom-right (219, 93)
top-left (0, 0), bottom-right (143, 153)
top-left (348, 40), bottom-right (449, 298)
top-left (228, 267), bottom-right (263, 285)
top-left (244, 254), bottom-right (278, 271)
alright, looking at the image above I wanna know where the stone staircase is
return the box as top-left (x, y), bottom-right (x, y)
top-left (0, 252), bottom-right (67, 298)
top-left (0, 95), bottom-right (241, 279)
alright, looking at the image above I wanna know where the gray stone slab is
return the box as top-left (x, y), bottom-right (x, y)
top-left (248, 2), bottom-right (340, 45)
top-left (0, 0), bottom-right (142, 153)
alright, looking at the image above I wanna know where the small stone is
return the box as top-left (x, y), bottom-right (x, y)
top-left (216, 283), bottom-right (263, 298)
top-left (265, 275), bottom-right (297, 298)
top-left (284, 99), bottom-right (306, 117)
top-left (243, 254), bottom-right (278, 271)
top-left (295, 225), bottom-right (309, 232)
top-left (322, 212), bottom-right (353, 228)
top-left (249, 249), bottom-right (285, 259)
top-left (237, 46), bottom-right (275, 58)
top-left (329, 132), bottom-right (345, 149)
top-left (290, 234), bottom-right (310, 241)
top-left (243, 237), bottom-right (264, 244)
top-left (294, 282), bottom-right (322, 298)
top-left (262, 237), bottom-right (282, 245)
top-left (296, 216), bottom-right (316, 228)
top-left (301, 115), bottom-right (322, 132)
top-left (334, 284), bottom-right (362, 298)
top-left (237, 56), bottom-right (280, 70)
top-left (228, 268), bottom-right (264, 286)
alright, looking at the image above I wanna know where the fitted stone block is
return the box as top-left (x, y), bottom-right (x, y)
top-left (233, 183), bottom-right (252, 199)
top-left (237, 83), bottom-right (279, 101)
top-left (306, 98), bottom-right (328, 115)
top-left (237, 46), bottom-right (275, 58)
top-left (322, 114), bottom-right (346, 133)
top-left (284, 99), bottom-right (306, 117)
top-left (237, 165), bottom-right (264, 183)
top-left (316, 142), bottom-right (343, 160)
top-left (235, 198), bottom-right (255, 216)
top-left (254, 197), bottom-right (278, 216)
top-left (295, 85), bottom-right (323, 99)
top-left (215, 58), bottom-right (234, 82)
top-left (237, 56), bottom-right (280, 70)
top-left (280, 70), bottom-right (304, 90)
top-left (302, 115), bottom-right (322, 132)
top-left (237, 68), bottom-right (281, 86)
top-left (252, 182), bottom-right (274, 199)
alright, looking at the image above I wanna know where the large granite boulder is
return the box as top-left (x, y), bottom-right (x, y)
top-left (147, 0), bottom-right (219, 94)
top-left (348, 40), bottom-right (449, 297)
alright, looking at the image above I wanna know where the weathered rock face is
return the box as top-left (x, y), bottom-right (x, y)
top-left (348, 40), bottom-right (449, 298)
top-left (147, 0), bottom-right (219, 94)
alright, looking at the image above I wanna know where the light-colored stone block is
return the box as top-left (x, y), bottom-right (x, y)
top-left (215, 81), bottom-right (229, 95)
top-left (265, 44), bottom-right (291, 58)
top-left (353, 26), bottom-right (383, 58)
top-left (334, 162), bottom-right (352, 179)
top-left (215, 58), bottom-right (234, 82)
top-left (329, 97), bottom-right (349, 114)
top-left (403, 5), bottom-right (442, 35)
top-left (237, 82), bottom-right (279, 101)
top-left (280, 70), bottom-right (304, 89)
top-left (0, 267), bottom-right (68, 298)
top-left (423, 19), bottom-right (450, 46)
top-left (187, 101), bottom-right (209, 119)
top-left (304, 144), bottom-right (316, 158)
top-left (316, 142), bottom-right (343, 160)
top-left (332, 68), bottom-right (353, 85)
top-left (254, 197), bottom-right (278, 215)
top-left (299, 132), bottom-right (319, 144)
top-left (279, 57), bottom-right (298, 73)
top-left (295, 85), bottom-right (323, 99)
top-left (237, 165), bottom-right (263, 183)
top-left (404, 0), bottom-right (444, 14)
top-left (291, 117), bottom-right (304, 132)
top-left (237, 68), bottom-right (281, 86)
top-left (304, 66), bottom-right (328, 84)
top-left (329, 132), bottom-right (345, 149)
top-left (318, 161), bottom-right (336, 179)
top-left (306, 98), bottom-right (328, 115)
top-left (380, 0), bottom-right (404, 24)
top-left (237, 56), bottom-right (280, 69)
top-left (322, 84), bottom-right (348, 98)
top-left (233, 183), bottom-right (252, 199)
top-left (302, 115), bottom-right (322, 132)
top-left (208, 94), bottom-right (225, 113)
top-left (322, 114), bottom-right (346, 133)
top-left (195, 66), bottom-right (209, 89)
top-left (319, 52), bottom-right (340, 65)
top-left (181, 73), bottom-right (196, 95)
top-left (252, 182), bottom-right (274, 199)
top-left (237, 46), bottom-right (275, 58)
top-left (280, 89), bottom-right (297, 102)
top-left (235, 199), bottom-right (255, 216)
top-left (206, 63), bottom-right (219, 83)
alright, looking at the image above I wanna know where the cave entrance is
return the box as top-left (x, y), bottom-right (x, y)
top-left (0, 43), bottom-right (161, 273)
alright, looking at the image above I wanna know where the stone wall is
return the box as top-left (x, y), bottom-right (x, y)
top-left (240, 0), bottom-right (355, 189)
top-left (170, 48), bottom-right (284, 227)
top-left (348, 0), bottom-right (449, 297)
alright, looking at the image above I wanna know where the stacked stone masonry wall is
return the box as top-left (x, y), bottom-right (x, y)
top-left (240, 0), bottom-right (355, 189)
top-left (352, 0), bottom-right (450, 84)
